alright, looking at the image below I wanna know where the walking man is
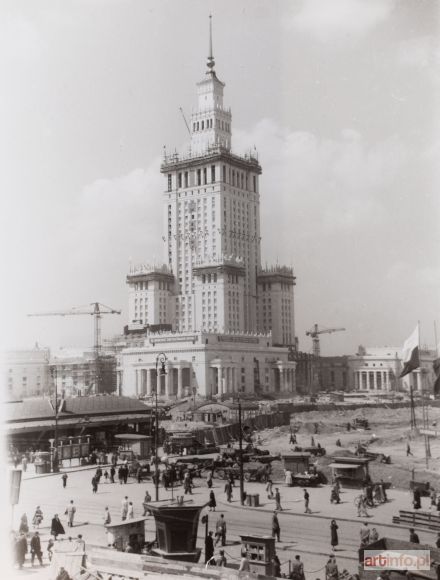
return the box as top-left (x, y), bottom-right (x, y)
top-left (30, 531), bottom-right (43, 566)
top-left (272, 510), bottom-right (281, 542)
top-left (92, 475), bottom-right (98, 494)
top-left (110, 465), bottom-right (115, 483)
top-left (66, 500), bottom-right (76, 528)
top-left (275, 488), bottom-right (283, 511)
top-left (407, 442), bottom-right (413, 456)
top-left (290, 555), bottom-right (304, 580)
top-left (215, 514), bottom-right (227, 547)
top-left (121, 496), bottom-right (129, 521)
top-left (360, 522), bottom-right (370, 548)
top-left (304, 489), bottom-right (312, 514)
top-left (61, 473), bottom-right (68, 488)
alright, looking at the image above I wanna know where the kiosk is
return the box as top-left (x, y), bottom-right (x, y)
top-left (240, 534), bottom-right (276, 577)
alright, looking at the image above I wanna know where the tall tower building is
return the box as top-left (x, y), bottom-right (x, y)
top-left (121, 20), bottom-right (296, 400)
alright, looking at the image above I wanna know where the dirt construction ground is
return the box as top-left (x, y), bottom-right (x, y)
top-left (256, 404), bottom-right (440, 490)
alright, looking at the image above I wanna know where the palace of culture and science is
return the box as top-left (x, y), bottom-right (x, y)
top-left (118, 24), bottom-right (296, 400)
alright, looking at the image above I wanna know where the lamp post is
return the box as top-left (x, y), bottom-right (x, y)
top-left (237, 394), bottom-right (245, 506)
top-left (155, 353), bottom-right (167, 501)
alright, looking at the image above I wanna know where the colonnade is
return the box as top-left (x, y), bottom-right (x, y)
top-left (133, 363), bottom-right (191, 398)
top-left (355, 369), bottom-right (392, 391)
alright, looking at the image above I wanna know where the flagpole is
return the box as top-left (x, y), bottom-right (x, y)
top-left (418, 321), bottom-right (431, 467)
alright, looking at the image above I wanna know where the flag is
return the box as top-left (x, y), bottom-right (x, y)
top-left (433, 358), bottom-right (440, 395)
top-left (399, 325), bottom-right (420, 378)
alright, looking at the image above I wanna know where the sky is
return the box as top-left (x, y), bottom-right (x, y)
top-left (0, 0), bottom-right (439, 356)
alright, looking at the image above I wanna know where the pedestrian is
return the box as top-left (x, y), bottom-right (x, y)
top-left (128, 502), bottom-right (134, 519)
top-left (118, 465), bottom-right (124, 484)
top-left (15, 532), bottom-right (28, 569)
top-left (330, 485), bottom-right (340, 504)
top-left (239, 552), bottom-right (250, 572)
top-left (121, 496), bottom-right (129, 520)
top-left (30, 531), bottom-right (43, 566)
top-left (123, 464), bottom-right (129, 484)
top-left (205, 531), bottom-right (214, 564)
top-left (215, 514), bottom-right (227, 547)
top-left (47, 538), bottom-right (54, 562)
top-left (32, 506), bottom-right (44, 529)
top-left (356, 495), bottom-right (368, 517)
top-left (311, 436), bottom-right (315, 447)
top-left (51, 513), bottom-right (65, 539)
top-left (61, 473), bottom-right (68, 488)
top-left (224, 480), bottom-right (233, 502)
top-left (19, 513), bottom-right (29, 534)
top-left (142, 491), bottom-right (152, 516)
top-left (413, 488), bottom-right (422, 510)
top-left (92, 475), bottom-right (98, 493)
top-left (22, 455), bottom-right (28, 472)
top-left (96, 466), bottom-right (102, 483)
top-left (110, 466), bottom-right (115, 483)
top-left (409, 528), bottom-right (420, 544)
top-left (285, 469), bottom-right (293, 487)
top-left (65, 500), bottom-right (76, 527)
top-left (431, 488), bottom-right (437, 509)
top-left (103, 507), bottom-right (111, 525)
top-left (275, 488), bottom-right (283, 511)
top-left (272, 554), bottom-right (281, 578)
top-left (75, 534), bottom-right (86, 553)
top-left (379, 479), bottom-right (388, 502)
top-left (289, 555), bottom-right (304, 580)
top-left (104, 470), bottom-right (109, 483)
top-left (207, 472), bottom-right (213, 489)
top-left (407, 442), bottom-right (413, 456)
top-left (360, 522), bottom-right (370, 548)
top-left (266, 479), bottom-right (274, 499)
top-left (55, 566), bottom-right (71, 580)
top-left (369, 527), bottom-right (379, 543)
top-left (228, 471), bottom-right (235, 488)
top-left (272, 510), bottom-right (281, 542)
top-left (325, 554), bottom-right (339, 580)
top-left (208, 490), bottom-right (217, 512)
top-left (217, 549), bottom-right (227, 567)
top-left (436, 532), bottom-right (440, 549)
top-left (304, 489), bottom-right (312, 514)
top-left (330, 520), bottom-right (339, 551)
top-left (184, 473), bottom-right (193, 495)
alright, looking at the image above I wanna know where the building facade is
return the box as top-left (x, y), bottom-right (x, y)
top-left (120, 32), bottom-right (296, 399)
top-left (348, 346), bottom-right (438, 394)
top-left (2, 345), bottom-right (51, 399)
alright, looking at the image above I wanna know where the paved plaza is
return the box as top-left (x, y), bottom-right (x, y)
top-left (8, 462), bottom-right (439, 579)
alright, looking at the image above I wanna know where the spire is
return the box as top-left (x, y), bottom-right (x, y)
top-left (207, 14), bottom-right (215, 72)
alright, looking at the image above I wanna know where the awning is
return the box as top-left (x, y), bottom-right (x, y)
top-left (328, 463), bottom-right (362, 469)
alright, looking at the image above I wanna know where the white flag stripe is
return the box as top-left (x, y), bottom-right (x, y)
top-left (401, 325), bottom-right (419, 363)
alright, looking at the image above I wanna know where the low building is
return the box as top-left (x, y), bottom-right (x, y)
top-left (317, 355), bottom-right (351, 392)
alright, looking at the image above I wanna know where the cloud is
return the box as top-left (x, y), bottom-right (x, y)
top-left (287, 0), bottom-right (395, 42)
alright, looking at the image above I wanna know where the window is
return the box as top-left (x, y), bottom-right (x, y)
top-left (178, 173), bottom-right (182, 188)
top-left (223, 165), bottom-right (226, 182)
top-left (197, 169), bottom-right (201, 186)
top-left (167, 174), bottom-right (172, 192)
top-left (253, 175), bottom-right (256, 192)
top-left (211, 165), bottom-right (215, 183)
top-left (203, 167), bottom-right (207, 185)
top-left (184, 172), bottom-right (189, 188)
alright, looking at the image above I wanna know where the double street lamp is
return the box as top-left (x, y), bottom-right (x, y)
top-left (154, 353), bottom-right (167, 501)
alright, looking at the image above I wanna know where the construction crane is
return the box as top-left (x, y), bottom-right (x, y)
top-left (28, 302), bottom-right (121, 394)
top-left (306, 323), bottom-right (346, 358)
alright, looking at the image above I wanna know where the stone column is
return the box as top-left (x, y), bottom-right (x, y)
top-left (374, 371), bottom-right (378, 391)
top-left (135, 370), bottom-right (139, 396)
top-left (218, 366), bottom-right (224, 396)
top-left (177, 366), bottom-right (183, 399)
top-left (146, 368), bottom-right (152, 396)
top-left (117, 371), bottom-right (121, 395)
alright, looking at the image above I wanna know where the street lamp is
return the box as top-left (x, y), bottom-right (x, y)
top-left (154, 353), bottom-right (167, 501)
top-left (237, 393), bottom-right (245, 506)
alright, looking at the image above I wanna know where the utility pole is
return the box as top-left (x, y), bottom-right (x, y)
top-left (409, 385), bottom-right (417, 430)
top-left (50, 367), bottom-right (59, 473)
top-left (238, 395), bottom-right (245, 506)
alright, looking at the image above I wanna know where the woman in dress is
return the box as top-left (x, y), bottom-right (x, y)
top-left (32, 507), bottom-right (43, 529)
top-left (330, 519), bottom-right (339, 551)
top-left (19, 514), bottom-right (29, 535)
top-left (51, 514), bottom-right (65, 539)
top-left (208, 490), bottom-right (216, 512)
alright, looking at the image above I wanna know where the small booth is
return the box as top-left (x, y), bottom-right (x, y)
top-left (105, 517), bottom-right (148, 553)
top-left (240, 534), bottom-right (276, 577)
top-left (146, 503), bottom-right (206, 563)
top-left (329, 456), bottom-right (372, 488)
top-left (281, 453), bottom-right (311, 474)
top-left (34, 451), bottom-right (51, 474)
top-left (114, 434), bottom-right (152, 460)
